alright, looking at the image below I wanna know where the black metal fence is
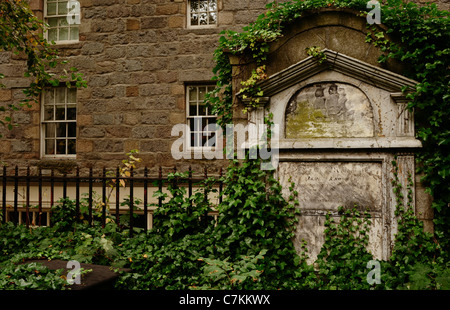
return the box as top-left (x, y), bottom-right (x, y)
top-left (0, 166), bottom-right (223, 235)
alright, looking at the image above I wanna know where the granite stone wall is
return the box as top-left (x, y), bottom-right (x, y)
top-left (0, 0), bottom-right (273, 174)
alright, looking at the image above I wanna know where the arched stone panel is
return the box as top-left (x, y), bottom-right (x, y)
top-left (284, 82), bottom-right (374, 139)
top-left (265, 9), bottom-right (403, 77)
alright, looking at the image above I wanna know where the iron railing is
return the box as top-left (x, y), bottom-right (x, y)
top-left (0, 166), bottom-right (223, 236)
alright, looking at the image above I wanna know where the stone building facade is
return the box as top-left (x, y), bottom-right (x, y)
top-left (0, 0), bottom-right (278, 175)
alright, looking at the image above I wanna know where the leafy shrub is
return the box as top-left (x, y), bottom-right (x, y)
top-left (195, 250), bottom-right (267, 290)
top-left (315, 207), bottom-right (374, 290)
top-left (0, 262), bottom-right (67, 290)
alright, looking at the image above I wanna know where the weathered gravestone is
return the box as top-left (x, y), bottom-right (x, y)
top-left (244, 50), bottom-right (421, 263)
top-left (228, 9), bottom-right (431, 264)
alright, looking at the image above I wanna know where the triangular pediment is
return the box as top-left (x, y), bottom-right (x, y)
top-left (253, 49), bottom-right (417, 98)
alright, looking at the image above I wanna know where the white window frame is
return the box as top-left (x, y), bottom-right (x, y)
top-left (187, 0), bottom-right (218, 29)
top-left (40, 87), bottom-right (77, 159)
top-left (44, 0), bottom-right (80, 44)
top-left (186, 85), bottom-right (218, 151)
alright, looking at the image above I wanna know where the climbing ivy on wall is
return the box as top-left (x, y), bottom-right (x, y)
top-left (206, 0), bottom-right (450, 255)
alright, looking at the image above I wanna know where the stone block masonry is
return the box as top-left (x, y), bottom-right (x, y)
top-left (0, 0), bottom-right (271, 172)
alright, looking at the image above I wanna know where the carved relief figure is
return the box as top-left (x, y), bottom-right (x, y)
top-left (285, 82), bottom-right (373, 138)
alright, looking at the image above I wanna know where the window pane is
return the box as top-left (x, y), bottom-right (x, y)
top-left (59, 17), bottom-right (69, 27)
top-left (193, 117), bottom-right (202, 131)
top-left (202, 117), bottom-right (208, 130)
top-left (189, 87), bottom-right (197, 101)
top-left (190, 13), bottom-right (198, 26)
top-left (70, 26), bottom-right (79, 41)
top-left (44, 89), bottom-right (55, 104)
top-left (58, 1), bottom-right (68, 15)
top-left (190, 133), bottom-right (195, 147)
top-left (199, 13), bottom-right (208, 25)
top-left (68, 139), bottom-right (76, 154)
top-left (47, 2), bottom-right (57, 15)
top-left (55, 106), bottom-right (65, 120)
top-left (59, 27), bottom-right (69, 41)
top-left (191, 133), bottom-right (201, 147)
top-left (56, 140), bottom-right (66, 154)
top-left (67, 122), bottom-right (76, 137)
top-left (209, 12), bottom-right (217, 24)
top-left (45, 123), bottom-right (55, 138)
top-left (199, 0), bottom-right (208, 12)
top-left (206, 134), bottom-right (216, 147)
top-left (56, 123), bottom-right (66, 137)
top-left (209, 0), bottom-right (217, 11)
top-left (198, 104), bottom-right (207, 116)
top-left (67, 88), bottom-right (76, 103)
top-left (45, 139), bottom-right (55, 155)
top-left (48, 28), bottom-right (57, 42)
top-left (67, 105), bottom-right (76, 120)
top-left (56, 88), bottom-right (66, 104)
top-left (47, 17), bottom-right (58, 28)
top-left (198, 87), bottom-right (206, 100)
top-left (190, 0), bottom-right (199, 12)
top-left (44, 106), bottom-right (54, 121)
top-left (189, 104), bottom-right (197, 116)
top-left (189, 118), bottom-right (196, 131)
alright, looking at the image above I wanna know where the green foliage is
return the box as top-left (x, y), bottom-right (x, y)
top-left (113, 173), bottom-right (218, 290)
top-left (195, 250), bottom-right (267, 290)
top-left (315, 206), bottom-right (374, 290)
top-left (152, 172), bottom-right (216, 241)
top-left (381, 157), bottom-right (446, 289)
top-left (0, 156), bottom-right (449, 290)
top-left (0, 0), bottom-right (86, 133)
top-left (305, 46), bottom-right (327, 63)
top-left (212, 158), bottom-right (302, 289)
top-left (0, 262), bottom-right (67, 290)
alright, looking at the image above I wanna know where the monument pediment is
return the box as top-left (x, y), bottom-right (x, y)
top-left (242, 49), bottom-right (422, 149)
top-left (253, 49), bottom-right (417, 97)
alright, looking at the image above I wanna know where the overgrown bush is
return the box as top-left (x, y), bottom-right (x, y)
top-left (0, 156), bottom-right (449, 290)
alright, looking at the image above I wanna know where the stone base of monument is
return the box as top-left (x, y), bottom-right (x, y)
top-left (24, 259), bottom-right (130, 290)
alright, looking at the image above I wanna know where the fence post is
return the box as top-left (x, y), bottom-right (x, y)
top-left (76, 167), bottom-right (80, 219)
top-left (2, 166), bottom-right (6, 224)
top-left (158, 166), bottom-right (162, 210)
top-left (26, 167), bottom-right (30, 228)
top-left (129, 166), bottom-right (134, 237)
top-left (38, 168), bottom-right (42, 226)
top-left (188, 166), bottom-right (192, 213)
top-left (144, 166), bottom-right (148, 232)
top-left (88, 167), bottom-right (93, 226)
top-left (204, 167), bottom-right (208, 203)
top-left (219, 168), bottom-right (223, 204)
top-left (50, 169), bottom-right (54, 225)
top-left (13, 166), bottom-right (18, 225)
top-left (102, 167), bottom-right (106, 228)
top-left (63, 172), bottom-right (67, 205)
top-left (115, 166), bottom-right (120, 225)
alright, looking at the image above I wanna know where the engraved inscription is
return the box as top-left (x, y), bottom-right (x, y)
top-left (279, 161), bottom-right (383, 212)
